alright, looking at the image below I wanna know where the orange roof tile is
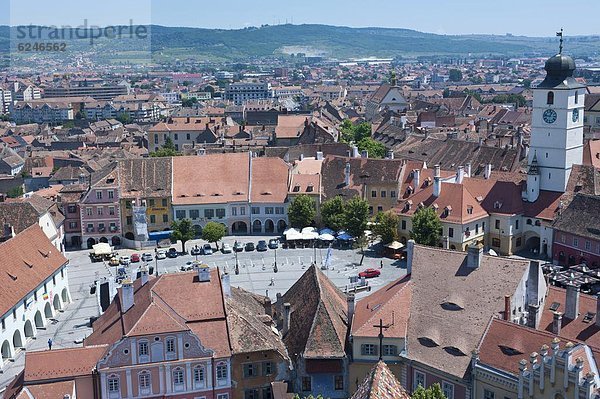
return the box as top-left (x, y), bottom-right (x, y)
top-left (24, 345), bottom-right (108, 381)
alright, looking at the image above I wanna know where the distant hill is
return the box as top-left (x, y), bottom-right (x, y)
top-left (1, 24), bottom-right (599, 66)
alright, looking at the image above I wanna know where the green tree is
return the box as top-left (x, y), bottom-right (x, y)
top-left (448, 69), bottom-right (463, 82)
top-left (410, 207), bottom-right (442, 246)
top-left (288, 195), bottom-right (316, 228)
top-left (321, 196), bottom-right (346, 231)
top-left (150, 137), bottom-right (181, 157)
top-left (357, 137), bottom-right (386, 159)
top-left (411, 383), bottom-right (447, 399)
top-left (522, 79), bottom-right (532, 88)
top-left (373, 211), bottom-right (399, 245)
top-left (201, 221), bottom-right (226, 250)
top-left (343, 197), bottom-right (369, 239)
top-left (171, 218), bottom-right (195, 253)
top-left (116, 113), bottom-right (132, 124)
top-left (339, 120), bottom-right (371, 144)
top-left (7, 185), bottom-right (23, 198)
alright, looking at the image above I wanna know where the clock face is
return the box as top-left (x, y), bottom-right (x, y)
top-left (543, 109), bottom-right (557, 124)
top-left (572, 108), bottom-right (580, 123)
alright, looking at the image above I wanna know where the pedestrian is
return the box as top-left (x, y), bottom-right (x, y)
top-left (47, 338), bottom-right (52, 350)
top-left (380, 260), bottom-right (384, 269)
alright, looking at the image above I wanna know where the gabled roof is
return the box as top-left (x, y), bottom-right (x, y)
top-left (250, 157), bottom-right (289, 203)
top-left (352, 276), bottom-right (411, 339)
top-left (407, 245), bottom-right (530, 379)
top-left (552, 193), bottom-right (600, 240)
top-left (226, 287), bottom-right (289, 361)
top-left (118, 158), bottom-right (172, 199)
top-left (172, 153), bottom-right (250, 205)
top-left (351, 361), bottom-right (410, 399)
top-left (281, 264), bottom-right (348, 359)
top-left (321, 155), bottom-right (404, 201)
top-left (0, 225), bottom-right (68, 316)
top-left (23, 345), bottom-right (108, 381)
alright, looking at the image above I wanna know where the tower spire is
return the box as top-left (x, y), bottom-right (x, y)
top-left (556, 28), bottom-right (564, 54)
top-left (390, 70), bottom-right (397, 87)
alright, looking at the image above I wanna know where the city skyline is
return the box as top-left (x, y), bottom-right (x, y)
top-left (1, 0), bottom-right (600, 37)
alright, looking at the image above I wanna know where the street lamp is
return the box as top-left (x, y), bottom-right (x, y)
top-left (273, 247), bottom-right (278, 273)
top-left (154, 247), bottom-right (158, 276)
top-left (234, 244), bottom-right (240, 275)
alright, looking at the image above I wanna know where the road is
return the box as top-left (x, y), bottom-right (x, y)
top-left (0, 235), bottom-right (406, 392)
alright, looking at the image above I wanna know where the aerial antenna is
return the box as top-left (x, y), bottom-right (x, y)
top-left (556, 28), bottom-right (564, 54)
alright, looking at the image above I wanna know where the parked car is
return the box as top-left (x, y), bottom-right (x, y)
top-left (234, 241), bottom-right (244, 252)
top-left (141, 253), bottom-right (153, 262)
top-left (167, 248), bottom-right (178, 258)
top-left (156, 250), bottom-right (167, 260)
top-left (245, 242), bottom-right (255, 252)
top-left (109, 257), bottom-right (120, 266)
top-left (130, 253), bottom-right (141, 263)
top-left (119, 256), bottom-right (131, 265)
top-left (202, 244), bottom-right (213, 255)
top-left (221, 243), bottom-right (232, 254)
top-left (257, 240), bottom-right (268, 251)
top-left (191, 246), bottom-right (202, 256)
top-left (268, 239), bottom-right (279, 249)
top-left (358, 268), bottom-right (381, 279)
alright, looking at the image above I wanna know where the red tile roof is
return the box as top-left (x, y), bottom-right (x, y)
top-left (23, 345), bottom-right (108, 381)
top-left (251, 157), bottom-right (289, 203)
top-left (0, 225), bottom-right (68, 316)
top-left (351, 360), bottom-right (410, 399)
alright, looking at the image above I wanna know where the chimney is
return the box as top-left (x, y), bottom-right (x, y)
top-left (387, 150), bottom-right (394, 160)
top-left (316, 151), bottom-right (323, 160)
top-left (78, 173), bottom-right (86, 184)
top-left (283, 303), bottom-right (291, 335)
top-left (444, 235), bottom-right (449, 249)
top-left (504, 295), bottom-right (511, 321)
top-left (299, 153), bottom-right (304, 161)
top-left (221, 272), bottom-right (231, 297)
top-left (139, 264), bottom-right (149, 286)
top-left (565, 282), bottom-right (580, 320)
top-left (197, 264), bottom-right (210, 282)
top-left (352, 145), bottom-right (359, 158)
top-left (361, 150), bottom-right (368, 158)
top-left (433, 164), bottom-right (441, 197)
top-left (465, 162), bottom-right (472, 177)
top-left (120, 278), bottom-right (134, 313)
top-left (597, 295), bottom-right (600, 327)
top-left (406, 239), bottom-right (415, 275)
top-left (467, 244), bottom-right (483, 269)
top-left (552, 312), bottom-right (563, 335)
top-left (347, 294), bottom-right (355, 326)
top-left (2, 223), bottom-right (15, 241)
top-left (478, 137), bottom-right (483, 147)
top-left (484, 163), bottom-right (492, 179)
top-left (528, 304), bottom-right (539, 328)
top-left (413, 169), bottom-right (420, 189)
top-left (457, 165), bottom-right (465, 184)
top-left (344, 162), bottom-right (351, 186)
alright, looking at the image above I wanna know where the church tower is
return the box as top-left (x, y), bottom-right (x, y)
top-left (527, 33), bottom-right (585, 199)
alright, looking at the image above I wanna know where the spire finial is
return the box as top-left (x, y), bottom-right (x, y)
top-left (556, 28), bottom-right (564, 54)
top-left (390, 70), bottom-right (397, 86)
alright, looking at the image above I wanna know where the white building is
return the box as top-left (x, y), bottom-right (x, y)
top-left (526, 51), bottom-right (585, 201)
top-left (10, 101), bottom-right (74, 124)
top-left (0, 225), bottom-right (71, 372)
top-left (365, 74), bottom-right (409, 120)
top-left (225, 81), bottom-right (272, 105)
top-left (0, 87), bottom-right (12, 114)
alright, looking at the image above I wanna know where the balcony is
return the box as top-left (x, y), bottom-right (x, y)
top-left (98, 227), bottom-right (106, 233)
top-left (86, 227), bottom-right (95, 233)
top-left (109, 226), bottom-right (118, 232)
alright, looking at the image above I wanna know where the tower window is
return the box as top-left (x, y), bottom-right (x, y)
top-left (575, 91), bottom-right (579, 104)
top-left (547, 91), bottom-right (554, 105)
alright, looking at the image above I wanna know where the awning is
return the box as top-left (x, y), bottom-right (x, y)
top-left (337, 233), bottom-right (354, 241)
top-left (301, 227), bottom-right (319, 240)
top-left (318, 233), bottom-right (335, 241)
top-left (92, 243), bottom-right (112, 255)
top-left (284, 228), bottom-right (303, 240)
top-left (385, 241), bottom-right (404, 250)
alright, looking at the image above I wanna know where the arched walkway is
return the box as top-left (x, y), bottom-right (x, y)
top-left (526, 236), bottom-right (540, 251)
top-left (1, 340), bottom-right (11, 361)
top-left (252, 220), bottom-right (262, 234)
top-left (99, 237), bottom-right (108, 243)
top-left (111, 236), bottom-right (121, 246)
top-left (34, 310), bottom-right (44, 328)
top-left (125, 232), bottom-right (135, 240)
top-left (24, 320), bottom-right (34, 339)
top-left (12, 330), bottom-right (23, 350)
top-left (44, 301), bottom-right (53, 319)
top-left (53, 294), bottom-right (62, 311)
top-left (86, 238), bottom-right (96, 249)
top-left (264, 219), bottom-right (275, 234)
top-left (231, 221), bottom-right (248, 235)
top-left (277, 220), bottom-right (287, 233)
top-left (61, 288), bottom-right (69, 304)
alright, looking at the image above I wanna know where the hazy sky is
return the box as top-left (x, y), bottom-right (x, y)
top-left (1, 0), bottom-right (599, 37)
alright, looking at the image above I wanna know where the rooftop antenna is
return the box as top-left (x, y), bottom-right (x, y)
top-left (556, 28), bottom-right (564, 54)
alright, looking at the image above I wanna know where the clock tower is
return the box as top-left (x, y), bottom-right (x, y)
top-left (527, 38), bottom-right (585, 202)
